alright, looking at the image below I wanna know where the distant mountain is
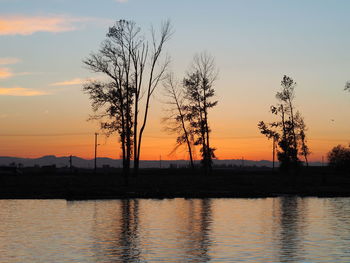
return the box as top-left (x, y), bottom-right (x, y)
top-left (0, 155), bottom-right (323, 168)
top-left (0, 155), bottom-right (122, 168)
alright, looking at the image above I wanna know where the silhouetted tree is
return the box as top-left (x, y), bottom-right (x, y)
top-left (162, 74), bottom-right (195, 169)
top-left (258, 75), bottom-right (310, 170)
top-left (345, 81), bottom-right (350, 92)
top-left (84, 20), bottom-right (172, 179)
top-left (183, 52), bottom-right (218, 174)
top-left (134, 20), bottom-right (172, 176)
top-left (83, 20), bottom-right (134, 181)
top-left (327, 144), bottom-right (350, 171)
top-left (296, 114), bottom-right (310, 166)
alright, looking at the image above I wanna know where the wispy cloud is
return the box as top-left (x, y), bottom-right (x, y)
top-left (115, 0), bottom-right (128, 3)
top-left (0, 57), bottom-right (21, 65)
top-left (0, 67), bottom-right (36, 79)
top-left (50, 78), bottom-right (85, 86)
top-left (0, 67), bottom-right (13, 79)
top-left (0, 86), bottom-right (48, 96)
top-left (16, 71), bottom-right (36, 76)
top-left (0, 15), bottom-right (104, 36)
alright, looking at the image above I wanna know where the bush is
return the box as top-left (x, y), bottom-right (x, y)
top-left (327, 144), bottom-right (350, 170)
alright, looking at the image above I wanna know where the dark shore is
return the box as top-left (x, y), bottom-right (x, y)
top-left (0, 167), bottom-right (349, 200)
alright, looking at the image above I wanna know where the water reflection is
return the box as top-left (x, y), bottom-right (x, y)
top-left (1, 198), bottom-right (350, 262)
top-left (91, 199), bottom-right (141, 262)
top-left (118, 199), bottom-right (140, 262)
top-left (182, 199), bottom-right (212, 262)
top-left (275, 197), bottom-right (307, 262)
top-left (90, 199), bottom-right (213, 262)
top-left (324, 198), bottom-right (350, 260)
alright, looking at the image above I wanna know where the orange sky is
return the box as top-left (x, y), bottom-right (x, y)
top-left (1, 124), bottom-right (348, 162)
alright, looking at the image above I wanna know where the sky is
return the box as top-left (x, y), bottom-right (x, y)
top-left (0, 0), bottom-right (349, 161)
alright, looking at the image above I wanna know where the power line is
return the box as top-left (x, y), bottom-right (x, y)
top-left (0, 133), bottom-right (348, 142)
top-left (0, 132), bottom-right (92, 137)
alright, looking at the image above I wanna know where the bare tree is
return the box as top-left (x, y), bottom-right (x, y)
top-left (134, 20), bottom-right (172, 176)
top-left (83, 19), bottom-right (172, 179)
top-left (83, 20), bottom-right (135, 182)
top-left (258, 75), bottom-right (310, 170)
top-left (183, 52), bottom-right (218, 174)
top-left (277, 75), bottom-right (298, 152)
top-left (295, 113), bottom-right (310, 166)
top-left (162, 74), bottom-right (195, 169)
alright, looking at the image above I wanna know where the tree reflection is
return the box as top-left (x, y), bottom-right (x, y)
top-left (180, 199), bottom-right (212, 262)
top-left (118, 199), bottom-right (141, 263)
top-left (325, 198), bottom-right (350, 248)
top-left (91, 198), bottom-right (213, 262)
top-left (91, 199), bottom-right (141, 263)
top-left (275, 197), bottom-right (306, 262)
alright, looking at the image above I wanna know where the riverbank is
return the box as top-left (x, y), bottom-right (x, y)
top-left (0, 167), bottom-right (349, 199)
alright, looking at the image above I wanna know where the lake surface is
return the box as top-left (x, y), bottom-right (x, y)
top-left (0, 197), bottom-right (349, 262)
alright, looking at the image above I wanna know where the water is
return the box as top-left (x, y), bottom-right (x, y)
top-left (0, 198), bottom-right (349, 262)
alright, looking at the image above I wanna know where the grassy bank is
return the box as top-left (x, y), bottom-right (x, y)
top-left (0, 167), bottom-right (349, 199)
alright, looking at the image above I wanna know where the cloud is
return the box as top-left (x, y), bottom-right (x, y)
top-left (50, 78), bottom-right (85, 86)
top-left (0, 67), bottom-right (35, 79)
top-left (0, 58), bottom-right (28, 79)
top-left (0, 86), bottom-right (48, 96)
top-left (16, 71), bottom-right (35, 76)
top-left (0, 67), bottom-right (13, 79)
top-left (0, 57), bottom-right (21, 65)
top-left (116, 0), bottom-right (128, 2)
top-left (0, 15), bottom-right (99, 36)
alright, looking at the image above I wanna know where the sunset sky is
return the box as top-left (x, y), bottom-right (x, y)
top-left (0, 0), bottom-right (349, 161)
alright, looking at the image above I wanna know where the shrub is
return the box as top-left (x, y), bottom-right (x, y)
top-left (327, 144), bottom-right (350, 170)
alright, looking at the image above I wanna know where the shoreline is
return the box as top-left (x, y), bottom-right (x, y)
top-left (1, 167), bottom-right (349, 200)
top-left (1, 192), bottom-right (350, 201)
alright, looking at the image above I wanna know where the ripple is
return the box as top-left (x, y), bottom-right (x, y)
top-left (0, 198), bottom-right (349, 262)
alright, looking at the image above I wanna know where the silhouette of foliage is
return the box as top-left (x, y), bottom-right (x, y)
top-left (345, 81), bottom-right (350, 92)
top-left (296, 114), bottom-right (310, 166)
top-left (258, 75), bottom-right (310, 170)
top-left (83, 20), bottom-right (138, 179)
top-left (162, 74), bottom-right (195, 169)
top-left (183, 52), bottom-right (218, 173)
top-left (83, 75), bottom-right (134, 177)
top-left (84, 19), bottom-right (172, 178)
top-left (327, 144), bottom-right (350, 171)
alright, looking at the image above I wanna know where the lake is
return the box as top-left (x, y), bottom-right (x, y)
top-left (0, 197), bottom-right (349, 262)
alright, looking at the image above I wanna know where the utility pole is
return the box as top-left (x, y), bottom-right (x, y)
top-left (94, 133), bottom-right (99, 174)
top-left (272, 136), bottom-right (276, 170)
top-left (69, 155), bottom-right (73, 170)
top-left (159, 155), bottom-right (162, 169)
